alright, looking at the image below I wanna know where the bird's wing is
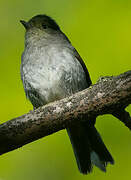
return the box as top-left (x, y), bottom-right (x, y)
top-left (61, 31), bottom-right (92, 86)
top-left (73, 48), bottom-right (92, 86)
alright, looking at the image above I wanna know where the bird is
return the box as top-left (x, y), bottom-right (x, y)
top-left (20, 14), bottom-right (114, 174)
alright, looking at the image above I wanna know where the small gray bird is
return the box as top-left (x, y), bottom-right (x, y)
top-left (20, 14), bottom-right (114, 174)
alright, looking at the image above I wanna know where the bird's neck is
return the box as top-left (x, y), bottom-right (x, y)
top-left (24, 31), bottom-right (68, 49)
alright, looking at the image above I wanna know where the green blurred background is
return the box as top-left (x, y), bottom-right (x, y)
top-left (0, 0), bottom-right (131, 179)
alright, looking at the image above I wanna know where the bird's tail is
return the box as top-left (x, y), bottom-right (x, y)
top-left (67, 122), bottom-right (114, 174)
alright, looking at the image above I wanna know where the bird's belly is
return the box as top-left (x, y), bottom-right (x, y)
top-left (22, 50), bottom-right (87, 107)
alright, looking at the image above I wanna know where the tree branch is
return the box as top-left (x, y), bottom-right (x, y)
top-left (0, 71), bottom-right (131, 155)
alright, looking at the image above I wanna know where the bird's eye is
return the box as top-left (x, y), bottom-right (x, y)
top-left (42, 24), bottom-right (47, 29)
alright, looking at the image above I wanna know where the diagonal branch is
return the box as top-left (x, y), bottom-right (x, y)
top-left (0, 70), bottom-right (131, 155)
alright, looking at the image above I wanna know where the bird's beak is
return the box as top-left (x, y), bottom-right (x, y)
top-left (20, 20), bottom-right (29, 29)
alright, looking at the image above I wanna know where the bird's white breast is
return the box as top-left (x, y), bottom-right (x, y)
top-left (21, 39), bottom-right (87, 105)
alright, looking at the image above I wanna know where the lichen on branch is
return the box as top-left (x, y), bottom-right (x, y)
top-left (0, 70), bottom-right (130, 155)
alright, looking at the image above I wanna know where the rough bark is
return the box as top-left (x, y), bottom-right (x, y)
top-left (0, 71), bottom-right (131, 155)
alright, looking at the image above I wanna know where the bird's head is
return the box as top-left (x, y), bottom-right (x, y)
top-left (20, 14), bottom-right (60, 39)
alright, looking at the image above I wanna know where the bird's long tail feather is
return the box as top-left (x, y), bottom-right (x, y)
top-left (67, 122), bottom-right (114, 174)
